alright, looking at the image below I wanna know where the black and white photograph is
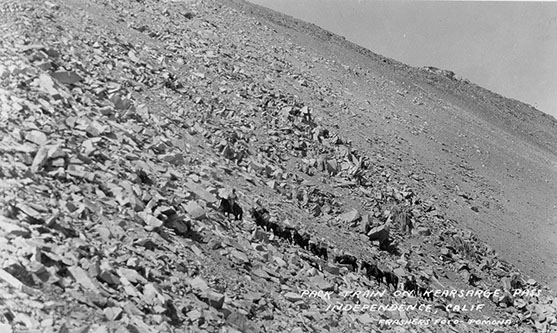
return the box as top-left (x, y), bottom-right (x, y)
top-left (0, 0), bottom-right (556, 332)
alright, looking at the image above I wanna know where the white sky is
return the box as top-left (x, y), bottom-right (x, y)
top-left (248, 0), bottom-right (557, 118)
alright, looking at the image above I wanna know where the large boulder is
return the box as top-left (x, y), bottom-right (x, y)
top-left (184, 201), bottom-right (205, 220)
top-left (416, 226), bottom-right (431, 236)
top-left (339, 209), bottom-right (360, 224)
top-left (325, 159), bottom-right (338, 175)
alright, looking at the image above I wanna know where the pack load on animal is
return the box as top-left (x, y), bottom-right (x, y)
top-left (219, 189), bottom-right (243, 220)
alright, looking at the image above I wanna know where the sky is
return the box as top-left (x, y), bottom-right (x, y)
top-left (248, 0), bottom-right (557, 118)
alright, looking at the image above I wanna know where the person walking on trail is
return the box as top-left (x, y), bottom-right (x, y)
top-left (228, 189), bottom-right (237, 208)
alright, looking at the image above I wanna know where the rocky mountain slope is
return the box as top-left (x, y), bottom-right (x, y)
top-left (0, 0), bottom-right (556, 332)
top-left (232, 0), bottom-right (557, 290)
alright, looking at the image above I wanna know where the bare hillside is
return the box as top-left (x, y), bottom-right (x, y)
top-left (1, 0), bottom-right (556, 332)
top-left (230, 0), bottom-right (557, 290)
